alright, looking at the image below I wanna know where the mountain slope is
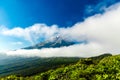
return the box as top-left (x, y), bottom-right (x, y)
top-left (2, 53), bottom-right (120, 80)
top-left (0, 56), bottom-right (80, 77)
top-left (24, 37), bottom-right (76, 49)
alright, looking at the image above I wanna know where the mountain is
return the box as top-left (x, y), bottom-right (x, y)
top-left (24, 36), bottom-right (76, 49)
top-left (0, 56), bottom-right (80, 77)
top-left (1, 53), bottom-right (118, 80)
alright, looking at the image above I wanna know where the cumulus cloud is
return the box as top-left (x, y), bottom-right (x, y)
top-left (0, 24), bottom-right (59, 44)
top-left (1, 3), bottom-right (120, 57)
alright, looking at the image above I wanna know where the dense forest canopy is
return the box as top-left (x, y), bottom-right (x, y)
top-left (1, 53), bottom-right (120, 80)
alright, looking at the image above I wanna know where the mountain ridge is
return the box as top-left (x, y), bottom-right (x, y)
top-left (24, 36), bottom-right (76, 49)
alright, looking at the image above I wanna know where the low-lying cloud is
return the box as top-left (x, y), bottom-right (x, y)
top-left (5, 42), bottom-right (104, 57)
top-left (1, 3), bottom-right (120, 57)
top-left (4, 42), bottom-right (119, 57)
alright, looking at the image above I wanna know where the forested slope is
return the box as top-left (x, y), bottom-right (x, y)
top-left (2, 53), bottom-right (120, 80)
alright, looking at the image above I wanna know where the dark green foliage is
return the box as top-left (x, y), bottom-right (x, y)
top-left (0, 57), bottom-right (80, 77)
top-left (1, 53), bottom-right (120, 80)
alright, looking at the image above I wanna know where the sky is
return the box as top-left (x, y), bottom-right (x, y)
top-left (0, 0), bottom-right (120, 57)
top-left (0, 0), bottom-right (119, 28)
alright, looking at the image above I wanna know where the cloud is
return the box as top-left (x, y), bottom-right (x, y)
top-left (1, 3), bottom-right (120, 57)
top-left (5, 42), bottom-right (104, 57)
top-left (0, 24), bottom-right (59, 44)
top-left (85, 0), bottom-right (119, 15)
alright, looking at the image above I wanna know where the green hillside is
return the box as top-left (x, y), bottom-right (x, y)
top-left (0, 57), bottom-right (80, 77)
top-left (1, 54), bottom-right (120, 80)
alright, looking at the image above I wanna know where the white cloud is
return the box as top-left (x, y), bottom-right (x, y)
top-left (1, 3), bottom-right (120, 57)
top-left (5, 42), bottom-right (104, 57)
top-left (85, 0), bottom-right (118, 15)
top-left (0, 24), bottom-right (59, 44)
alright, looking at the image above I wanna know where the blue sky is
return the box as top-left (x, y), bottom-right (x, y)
top-left (0, 0), bottom-right (120, 51)
top-left (1, 0), bottom-right (119, 28)
top-left (0, 0), bottom-right (97, 28)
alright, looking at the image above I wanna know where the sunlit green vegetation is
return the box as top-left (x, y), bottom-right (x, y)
top-left (1, 54), bottom-right (120, 80)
